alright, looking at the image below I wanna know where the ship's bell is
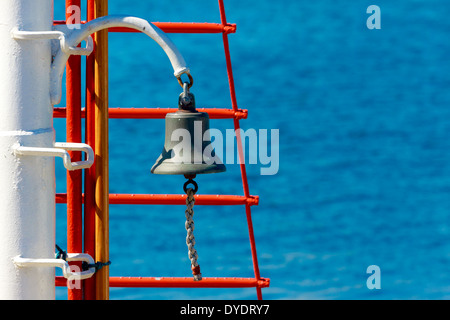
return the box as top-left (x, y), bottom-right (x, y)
top-left (151, 85), bottom-right (226, 176)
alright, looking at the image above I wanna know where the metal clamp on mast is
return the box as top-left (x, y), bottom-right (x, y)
top-left (13, 253), bottom-right (96, 281)
top-left (13, 142), bottom-right (94, 171)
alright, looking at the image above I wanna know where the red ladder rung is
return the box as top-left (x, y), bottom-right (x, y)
top-left (56, 193), bottom-right (259, 206)
top-left (53, 107), bottom-right (248, 120)
top-left (56, 276), bottom-right (269, 288)
top-left (53, 21), bottom-right (236, 34)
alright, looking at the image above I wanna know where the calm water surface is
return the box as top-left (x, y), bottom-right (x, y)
top-left (54, 0), bottom-right (450, 299)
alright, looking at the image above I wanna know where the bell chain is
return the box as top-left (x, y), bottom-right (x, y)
top-left (185, 187), bottom-right (202, 281)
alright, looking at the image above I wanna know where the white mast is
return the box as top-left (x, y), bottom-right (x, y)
top-left (0, 0), bottom-right (57, 299)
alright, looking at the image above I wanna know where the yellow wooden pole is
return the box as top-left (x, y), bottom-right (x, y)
top-left (94, 0), bottom-right (109, 300)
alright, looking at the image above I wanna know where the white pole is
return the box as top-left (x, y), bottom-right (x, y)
top-left (0, 0), bottom-right (55, 299)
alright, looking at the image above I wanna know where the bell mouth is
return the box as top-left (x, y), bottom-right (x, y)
top-left (151, 161), bottom-right (226, 175)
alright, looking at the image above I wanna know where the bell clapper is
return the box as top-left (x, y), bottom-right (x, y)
top-left (183, 174), bottom-right (202, 281)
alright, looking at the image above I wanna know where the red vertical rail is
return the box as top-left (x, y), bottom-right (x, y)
top-left (218, 0), bottom-right (263, 300)
top-left (84, 0), bottom-right (97, 300)
top-left (65, 0), bottom-right (83, 301)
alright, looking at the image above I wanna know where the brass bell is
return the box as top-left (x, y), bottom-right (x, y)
top-left (151, 83), bottom-right (226, 176)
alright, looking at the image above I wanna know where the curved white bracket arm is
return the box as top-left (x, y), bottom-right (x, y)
top-left (13, 142), bottom-right (94, 171)
top-left (11, 15), bottom-right (190, 106)
top-left (13, 253), bottom-right (96, 281)
top-left (61, 15), bottom-right (190, 105)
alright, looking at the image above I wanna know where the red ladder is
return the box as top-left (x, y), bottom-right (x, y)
top-left (54, 0), bottom-right (269, 300)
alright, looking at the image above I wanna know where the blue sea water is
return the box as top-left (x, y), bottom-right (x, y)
top-left (53, 0), bottom-right (450, 299)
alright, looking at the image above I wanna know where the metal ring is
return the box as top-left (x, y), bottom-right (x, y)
top-left (183, 179), bottom-right (198, 194)
top-left (177, 73), bottom-right (194, 89)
